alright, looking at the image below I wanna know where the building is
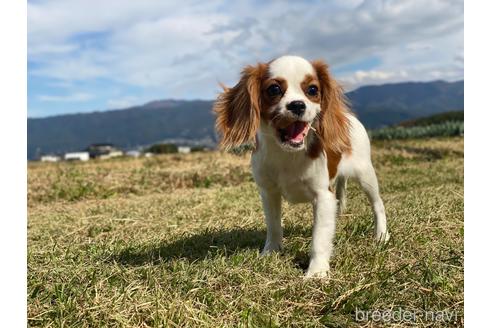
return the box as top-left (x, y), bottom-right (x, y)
top-left (86, 143), bottom-right (123, 159)
top-left (64, 152), bottom-right (90, 161)
top-left (125, 150), bottom-right (141, 158)
top-left (40, 155), bottom-right (61, 162)
top-left (177, 146), bottom-right (191, 154)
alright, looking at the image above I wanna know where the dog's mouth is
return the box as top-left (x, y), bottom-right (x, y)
top-left (277, 121), bottom-right (310, 148)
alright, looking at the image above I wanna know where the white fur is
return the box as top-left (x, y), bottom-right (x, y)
top-left (252, 56), bottom-right (389, 278)
top-left (337, 115), bottom-right (389, 242)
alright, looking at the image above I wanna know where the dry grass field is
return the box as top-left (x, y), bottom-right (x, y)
top-left (28, 137), bottom-right (464, 327)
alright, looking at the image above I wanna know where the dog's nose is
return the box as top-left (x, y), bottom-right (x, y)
top-left (286, 100), bottom-right (306, 116)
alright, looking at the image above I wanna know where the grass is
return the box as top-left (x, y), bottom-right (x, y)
top-left (28, 137), bottom-right (464, 327)
top-left (398, 111), bottom-right (463, 128)
top-left (369, 121), bottom-right (464, 140)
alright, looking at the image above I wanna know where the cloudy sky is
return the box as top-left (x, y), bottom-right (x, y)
top-left (27, 0), bottom-right (463, 117)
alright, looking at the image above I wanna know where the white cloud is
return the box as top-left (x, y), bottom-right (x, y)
top-left (106, 96), bottom-right (140, 109)
top-left (27, 0), bottom-right (183, 45)
top-left (31, 58), bottom-right (108, 80)
top-left (339, 65), bottom-right (463, 91)
top-left (339, 69), bottom-right (408, 90)
top-left (38, 92), bottom-right (93, 102)
top-left (28, 43), bottom-right (79, 57)
top-left (28, 0), bottom-right (464, 101)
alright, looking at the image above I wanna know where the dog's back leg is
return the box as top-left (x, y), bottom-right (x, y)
top-left (335, 175), bottom-right (348, 214)
top-left (355, 164), bottom-right (390, 242)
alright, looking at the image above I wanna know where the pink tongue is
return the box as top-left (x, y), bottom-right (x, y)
top-left (285, 122), bottom-right (307, 142)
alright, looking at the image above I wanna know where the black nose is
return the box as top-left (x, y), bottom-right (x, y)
top-left (286, 100), bottom-right (306, 116)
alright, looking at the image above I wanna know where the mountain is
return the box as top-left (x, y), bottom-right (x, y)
top-left (28, 100), bottom-right (217, 159)
top-left (347, 80), bottom-right (464, 128)
top-left (27, 80), bottom-right (463, 159)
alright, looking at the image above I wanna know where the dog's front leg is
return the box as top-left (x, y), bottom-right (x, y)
top-left (305, 191), bottom-right (337, 278)
top-left (259, 189), bottom-right (282, 255)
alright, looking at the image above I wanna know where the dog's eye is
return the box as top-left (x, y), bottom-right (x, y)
top-left (267, 84), bottom-right (282, 97)
top-left (307, 85), bottom-right (318, 96)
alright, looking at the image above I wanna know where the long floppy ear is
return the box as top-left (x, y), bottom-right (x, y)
top-left (312, 59), bottom-right (351, 154)
top-left (214, 63), bottom-right (266, 150)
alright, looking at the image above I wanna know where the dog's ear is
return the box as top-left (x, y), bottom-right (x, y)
top-left (312, 59), bottom-right (351, 154)
top-left (214, 63), bottom-right (267, 150)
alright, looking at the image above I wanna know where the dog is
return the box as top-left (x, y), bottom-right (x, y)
top-left (214, 55), bottom-right (389, 278)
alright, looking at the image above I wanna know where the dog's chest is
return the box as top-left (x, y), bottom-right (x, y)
top-left (251, 151), bottom-right (329, 204)
top-left (277, 168), bottom-right (316, 203)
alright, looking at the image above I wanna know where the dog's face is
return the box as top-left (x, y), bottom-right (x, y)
top-left (214, 55), bottom-right (351, 154)
top-left (261, 56), bottom-right (321, 151)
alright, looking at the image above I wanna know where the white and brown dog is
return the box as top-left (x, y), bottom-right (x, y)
top-left (214, 55), bottom-right (389, 277)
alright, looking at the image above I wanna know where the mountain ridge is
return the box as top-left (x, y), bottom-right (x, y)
top-left (28, 80), bottom-right (464, 159)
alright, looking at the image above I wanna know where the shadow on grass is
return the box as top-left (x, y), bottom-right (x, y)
top-left (113, 225), bottom-right (311, 267)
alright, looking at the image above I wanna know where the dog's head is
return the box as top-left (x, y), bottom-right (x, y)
top-left (214, 55), bottom-right (351, 154)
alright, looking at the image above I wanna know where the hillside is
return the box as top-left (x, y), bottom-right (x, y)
top-left (28, 100), bottom-right (216, 159)
top-left (27, 80), bottom-right (463, 159)
top-left (348, 80), bottom-right (463, 127)
top-left (398, 110), bottom-right (463, 127)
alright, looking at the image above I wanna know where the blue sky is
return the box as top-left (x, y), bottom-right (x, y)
top-left (27, 0), bottom-right (463, 118)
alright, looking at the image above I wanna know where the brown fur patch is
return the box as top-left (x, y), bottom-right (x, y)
top-left (308, 60), bottom-right (352, 179)
top-left (300, 74), bottom-right (321, 103)
top-left (326, 148), bottom-right (342, 180)
top-left (311, 60), bottom-right (351, 155)
top-left (214, 63), bottom-right (269, 150)
top-left (260, 78), bottom-right (288, 121)
top-left (306, 127), bottom-right (323, 159)
top-left (306, 122), bottom-right (341, 180)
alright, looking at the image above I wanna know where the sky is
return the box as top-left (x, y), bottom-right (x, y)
top-left (27, 0), bottom-right (463, 118)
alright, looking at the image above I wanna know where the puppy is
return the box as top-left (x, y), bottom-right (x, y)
top-left (214, 55), bottom-right (389, 277)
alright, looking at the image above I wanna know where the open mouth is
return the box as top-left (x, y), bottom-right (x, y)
top-left (278, 121), bottom-right (310, 148)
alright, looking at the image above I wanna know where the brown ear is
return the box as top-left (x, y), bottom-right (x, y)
top-left (312, 59), bottom-right (351, 155)
top-left (214, 63), bottom-right (266, 150)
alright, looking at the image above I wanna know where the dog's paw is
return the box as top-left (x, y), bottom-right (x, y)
top-left (304, 269), bottom-right (329, 279)
top-left (304, 259), bottom-right (330, 279)
top-left (374, 231), bottom-right (390, 243)
top-left (260, 242), bottom-right (282, 256)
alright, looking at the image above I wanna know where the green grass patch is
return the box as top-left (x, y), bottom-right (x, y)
top-left (369, 121), bottom-right (464, 140)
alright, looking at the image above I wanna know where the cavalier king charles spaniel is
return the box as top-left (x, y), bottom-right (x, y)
top-left (214, 55), bottom-right (389, 277)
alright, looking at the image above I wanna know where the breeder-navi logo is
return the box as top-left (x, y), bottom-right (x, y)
top-left (355, 307), bottom-right (460, 324)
